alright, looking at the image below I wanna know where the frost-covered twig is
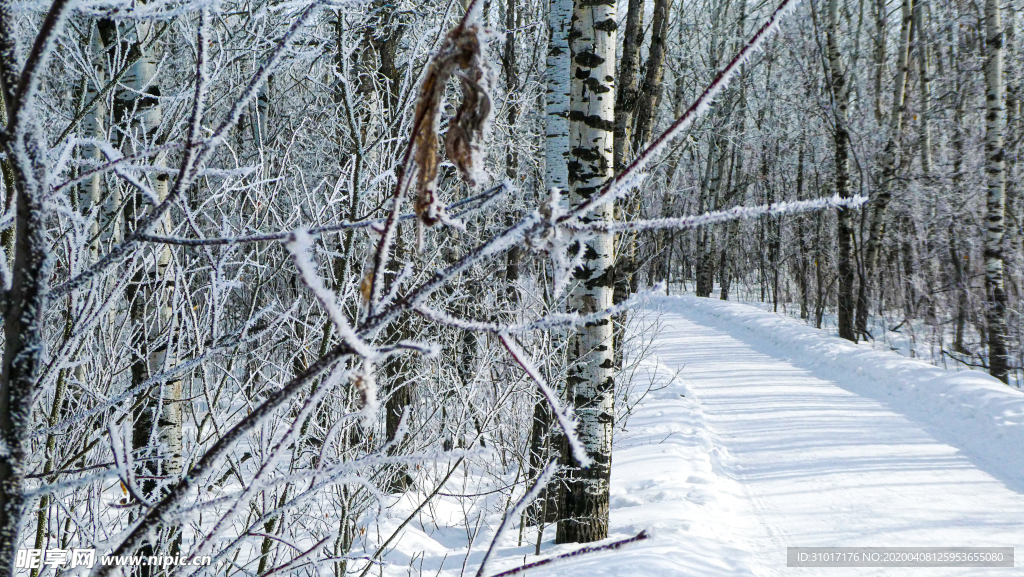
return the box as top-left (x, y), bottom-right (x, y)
top-left (53, 0), bottom-right (328, 300)
top-left (260, 532), bottom-right (337, 577)
top-left (32, 321), bottom-right (269, 439)
top-left (287, 228), bottom-right (375, 360)
top-left (474, 460), bottom-right (558, 577)
top-left (8, 0), bottom-right (74, 132)
top-left (185, 362), bottom-right (351, 567)
top-left (135, 183), bottom-right (506, 247)
top-left (560, 0), bottom-right (802, 222)
top-left (92, 340), bottom-right (357, 577)
top-left (567, 195), bottom-right (868, 234)
top-left (487, 531), bottom-right (649, 577)
top-left (416, 287), bottom-right (660, 334)
top-left (498, 333), bottom-right (590, 467)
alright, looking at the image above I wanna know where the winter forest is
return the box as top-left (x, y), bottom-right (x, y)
top-left (1, 0), bottom-right (1023, 572)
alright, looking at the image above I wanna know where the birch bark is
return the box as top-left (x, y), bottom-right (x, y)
top-left (526, 0), bottom-right (574, 527)
top-left (827, 0), bottom-right (858, 342)
top-left (557, 0), bottom-right (616, 545)
top-left (546, 0), bottom-right (572, 197)
top-left (983, 0), bottom-right (1009, 382)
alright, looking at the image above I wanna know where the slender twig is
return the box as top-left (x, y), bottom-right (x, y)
top-left (487, 531), bottom-right (649, 577)
top-left (136, 183), bottom-right (506, 247)
top-left (475, 461), bottom-right (558, 577)
top-left (558, 0), bottom-right (803, 223)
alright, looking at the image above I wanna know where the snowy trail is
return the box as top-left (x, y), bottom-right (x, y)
top-left (629, 296), bottom-right (1024, 576)
top-left (381, 296), bottom-right (1024, 577)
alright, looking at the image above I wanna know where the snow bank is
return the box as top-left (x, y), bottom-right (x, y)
top-left (653, 296), bottom-right (1024, 493)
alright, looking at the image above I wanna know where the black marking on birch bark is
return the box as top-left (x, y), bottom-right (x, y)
top-left (139, 86), bottom-right (161, 108)
top-left (583, 77), bottom-right (611, 93)
top-left (572, 263), bottom-right (595, 280)
top-left (574, 50), bottom-right (605, 67)
top-left (569, 110), bottom-right (614, 131)
top-left (567, 163), bottom-right (605, 188)
top-left (594, 18), bottom-right (617, 32)
top-left (585, 266), bottom-right (615, 290)
top-left (572, 146), bottom-right (603, 163)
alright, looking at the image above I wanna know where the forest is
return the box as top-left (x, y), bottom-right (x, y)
top-left (0, 0), bottom-right (1020, 573)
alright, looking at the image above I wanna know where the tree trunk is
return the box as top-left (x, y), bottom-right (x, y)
top-left (546, 0), bottom-right (571, 198)
top-left (613, 0), bottom-right (643, 175)
top-left (857, 0), bottom-right (913, 337)
top-left (915, 0), bottom-right (933, 178)
top-left (827, 0), bottom-right (858, 342)
top-left (0, 3), bottom-right (64, 572)
top-left (504, 0), bottom-right (521, 303)
top-left (631, 0), bottom-right (671, 150)
top-left (983, 0), bottom-right (1010, 382)
top-left (557, 0), bottom-right (616, 545)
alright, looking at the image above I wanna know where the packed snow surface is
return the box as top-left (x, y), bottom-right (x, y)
top-left (375, 296), bottom-right (1024, 576)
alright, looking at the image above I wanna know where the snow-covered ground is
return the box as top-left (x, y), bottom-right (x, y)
top-left (371, 296), bottom-right (1024, 576)
top-left (671, 282), bottom-right (1019, 388)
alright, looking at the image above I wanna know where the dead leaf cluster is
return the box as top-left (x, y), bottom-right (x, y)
top-left (412, 24), bottom-right (492, 231)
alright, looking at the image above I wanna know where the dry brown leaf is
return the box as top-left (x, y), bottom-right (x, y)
top-left (412, 25), bottom-right (490, 235)
top-left (445, 68), bottom-right (490, 187)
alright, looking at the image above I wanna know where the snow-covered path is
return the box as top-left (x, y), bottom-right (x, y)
top-left (379, 296), bottom-right (1024, 577)
top-left (606, 296), bottom-right (1024, 576)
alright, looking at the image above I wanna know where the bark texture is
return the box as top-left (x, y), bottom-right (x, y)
top-left (556, 0), bottom-right (616, 545)
top-left (857, 0), bottom-right (913, 337)
top-left (827, 0), bottom-right (858, 342)
top-left (983, 0), bottom-right (1009, 382)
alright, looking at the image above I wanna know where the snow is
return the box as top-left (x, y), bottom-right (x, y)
top-left (368, 295), bottom-right (1024, 576)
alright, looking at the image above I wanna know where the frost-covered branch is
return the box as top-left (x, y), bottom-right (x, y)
top-left (474, 460), bottom-right (558, 577)
top-left (560, 0), bottom-right (803, 222)
top-left (136, 183), bottom-right (506, 247)
top-left (568, 195), bottom-right (868, 234)
top-left (52, 0), bottom-right (329, 300)
top-left (498, 333), bottom-right (590, 467)
top-left (488, 531), bottom-right (650, 577)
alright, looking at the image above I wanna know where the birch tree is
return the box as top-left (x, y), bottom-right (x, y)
top-left (557, 0), bottom-right (617, 545)
top-left (983, 0), bottom-right (1010, 382)
top-left (826, 0), bottom-right (858, 342)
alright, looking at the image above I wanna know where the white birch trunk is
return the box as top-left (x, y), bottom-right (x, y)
top-left (983, 0), bottom-right (1010, 382)
top-left (915, 0), bottom-right (933, 178)
top-left (102, 17), bottom-right (184, 494)
top-left (545, 0), bottom-right (572, 198)
top-left (557, 0), bottom-right (616, 545)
